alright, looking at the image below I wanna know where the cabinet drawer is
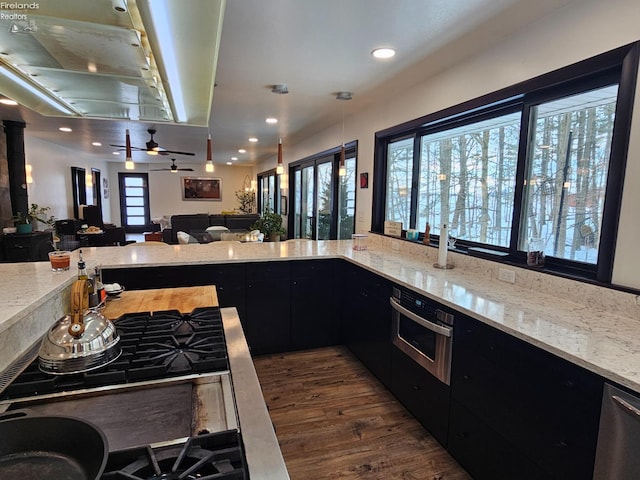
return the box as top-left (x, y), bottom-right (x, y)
top-left (390, 347), bottom-right (450, 446)
top-left (448, 400), bottom-right (547, 480)
top-left (246, 261), bottom-right (290, 282)
top-left (291, 259), bottom-right (334, 278)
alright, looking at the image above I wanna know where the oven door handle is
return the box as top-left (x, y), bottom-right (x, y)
top-left (390, 297), bottom-right (452, 337)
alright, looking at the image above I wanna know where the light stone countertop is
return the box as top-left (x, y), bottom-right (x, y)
top-left (1, 237), bottom-right (639, 394)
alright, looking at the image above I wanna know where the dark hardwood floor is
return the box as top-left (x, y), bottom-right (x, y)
top-left (253, 346), bottom-right (472, 480)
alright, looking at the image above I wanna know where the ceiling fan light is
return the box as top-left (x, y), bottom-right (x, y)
top-left (146, 150), bottom-right (159, 156)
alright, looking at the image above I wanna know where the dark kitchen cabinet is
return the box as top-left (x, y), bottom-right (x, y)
top-left (448, 399), bottom-right (546, 480)
top-left (245, 262), bottom-right (291, 355)
top-left (389, 347), bottom-right (450, 447)
top-left (2, 231), bottom-right (53, 262)
top-left (290, 259), bottom-right (340, 350)
top-left (340, 262), bottom-right (392, 387)
top-left (102, 264), bottom-right (247, 320)
top-left (449, 314), bottom-right (604, 480)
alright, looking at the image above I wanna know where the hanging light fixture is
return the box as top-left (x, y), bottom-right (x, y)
top-left (125, 129), bottom-right (134, 170)
top-left (25, 164), bottom-right (33, 184)
top-left (336, 91), bottom-right (352, 176)
top-left (205, 133), bottom-right (214, 172)
top-left (276, 138), bottom-right (284, 175)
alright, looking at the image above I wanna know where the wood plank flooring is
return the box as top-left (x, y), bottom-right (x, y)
top-left (253, 346), bottom-right (472, 480)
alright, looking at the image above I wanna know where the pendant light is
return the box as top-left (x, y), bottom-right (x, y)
top-left (336, 91), bottom-right (352, 176)
top-left (125, 129), bottom-right (134, 170)
top-left (276, 138), bottom-right (284, 175)
top-left (205, 133), bottom-right (214, 172)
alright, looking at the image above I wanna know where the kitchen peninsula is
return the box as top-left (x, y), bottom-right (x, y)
top-left (1, 236), bottom-right (640, 477)
top-left (1, 236), bottom-right (639, 395)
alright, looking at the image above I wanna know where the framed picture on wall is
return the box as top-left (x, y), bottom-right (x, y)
top-left (182, 177), bottom-right (222, 201)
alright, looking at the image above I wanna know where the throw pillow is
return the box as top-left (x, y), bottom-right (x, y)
top-left (176, 231), bottom-right (199, 244)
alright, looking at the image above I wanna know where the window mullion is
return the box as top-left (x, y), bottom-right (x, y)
top-left (409, 135), bottom-right (421, 229)
top-left (510, 104), bottom-right (532, 257)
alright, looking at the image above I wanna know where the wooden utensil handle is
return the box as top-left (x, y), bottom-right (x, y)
top-left (68, 279), bottom-right (88, 338)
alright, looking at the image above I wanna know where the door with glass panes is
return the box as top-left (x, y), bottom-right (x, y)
top-left (118, 173), bottom-right (151, 233)
top-left (290, 148), bottom-right (356, 240)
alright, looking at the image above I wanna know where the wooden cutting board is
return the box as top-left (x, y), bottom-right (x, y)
top-left (102, 285), bottom-right (219, 319)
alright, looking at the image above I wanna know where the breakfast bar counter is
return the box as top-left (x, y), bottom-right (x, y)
top-left (1, 236), bottom-right (639, 398)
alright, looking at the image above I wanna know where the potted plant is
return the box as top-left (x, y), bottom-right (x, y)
top-left (12, 204), bottom-right (55, 234)
top-left (250, 208), bottom-right (285, 241)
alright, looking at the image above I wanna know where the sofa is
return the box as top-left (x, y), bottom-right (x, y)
top-left (162, 214), bottom-right (260, 244)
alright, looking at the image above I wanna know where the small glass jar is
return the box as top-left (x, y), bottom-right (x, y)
top-left (527, 237), bottom-right (545, 267)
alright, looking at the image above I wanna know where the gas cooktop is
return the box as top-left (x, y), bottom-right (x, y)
top-left (0, 307), bottom-right (228, 401)
top-left (102, 429), bottom-right (248, 480)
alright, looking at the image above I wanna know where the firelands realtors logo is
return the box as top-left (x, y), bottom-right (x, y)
top-left (0, 3), bottom-right (39, 33)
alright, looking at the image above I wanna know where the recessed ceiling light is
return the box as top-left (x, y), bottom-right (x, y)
top-left (59, 127), bottom-right (72, 132)
top-left (248, 137), bottom-right (258, 143)
top-left (372, 47), bottom-right (396, 59)
top-left (238, 149), bottom-right (246, 153)
top-left (231, 156), bottom-right (238, 161)
top-left (112, 151), bottom-right (120, 155)
top-left (226, 162), bottom-right (233, 165)
top-left (91, 141), bottom-right (102, 146)
top-left (0, 98), bottom-right (17, 105)
top-left (266, 117), bottom-right (278, 124)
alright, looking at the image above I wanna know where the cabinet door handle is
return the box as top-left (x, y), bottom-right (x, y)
top-left (613, 395), bottom-right (640, 420)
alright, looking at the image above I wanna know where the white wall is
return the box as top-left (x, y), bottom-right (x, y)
top-left (106, 161), bottom-right (254, 222)
top-left (23, 137), bottom-right (255, 227)
top-left (258, 0), bottom-right (640, 289)
top-left (24, 136), bottom-right (111, 223)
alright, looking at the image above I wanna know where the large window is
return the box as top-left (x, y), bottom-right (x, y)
top-left (373, 42), bottom-right (639, 282)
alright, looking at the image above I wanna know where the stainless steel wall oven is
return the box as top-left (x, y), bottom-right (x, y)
top-left (391, 286), bottom-right (454, 385)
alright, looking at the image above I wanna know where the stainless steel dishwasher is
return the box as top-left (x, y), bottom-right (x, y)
top-left (593, 383), bottom-right (640, 479)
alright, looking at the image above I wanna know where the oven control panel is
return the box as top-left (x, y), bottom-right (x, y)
top-left (392, 286), bottom-right (454, 326)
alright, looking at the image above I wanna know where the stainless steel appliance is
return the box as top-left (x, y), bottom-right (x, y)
top-left (390, 286), bottom-right (454, 385)
top-left (0, 307), bottom-right (247, 478)
top-left (593, 383), bottom-right (640, 479)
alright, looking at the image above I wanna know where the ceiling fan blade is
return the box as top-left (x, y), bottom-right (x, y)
top-left (161, 150), bottom-right (196, 156)
top-left (150, 168), bottom-right (171, 171)
top-left (178, 168), bottom-right (195, 171)
top-left (109, 144), bottom-right (147, 151)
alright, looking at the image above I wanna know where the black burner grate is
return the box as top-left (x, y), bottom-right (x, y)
top-left (0, 307), bottom-right (228, 400)
top-left (101, 430), bottom-right (248, 479)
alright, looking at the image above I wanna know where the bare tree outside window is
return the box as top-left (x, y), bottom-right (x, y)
top-left (417, 112), bottom-right (521, 246)
top-left (385, 137), bottom-right (414, 228)
top-left (522, 85), bottom-right (618, 264)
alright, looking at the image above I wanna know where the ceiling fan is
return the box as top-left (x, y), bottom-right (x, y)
top-left (151, 158), bottom-right (194, 172)
top-left (111, 128), bottom-right (196, 156)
